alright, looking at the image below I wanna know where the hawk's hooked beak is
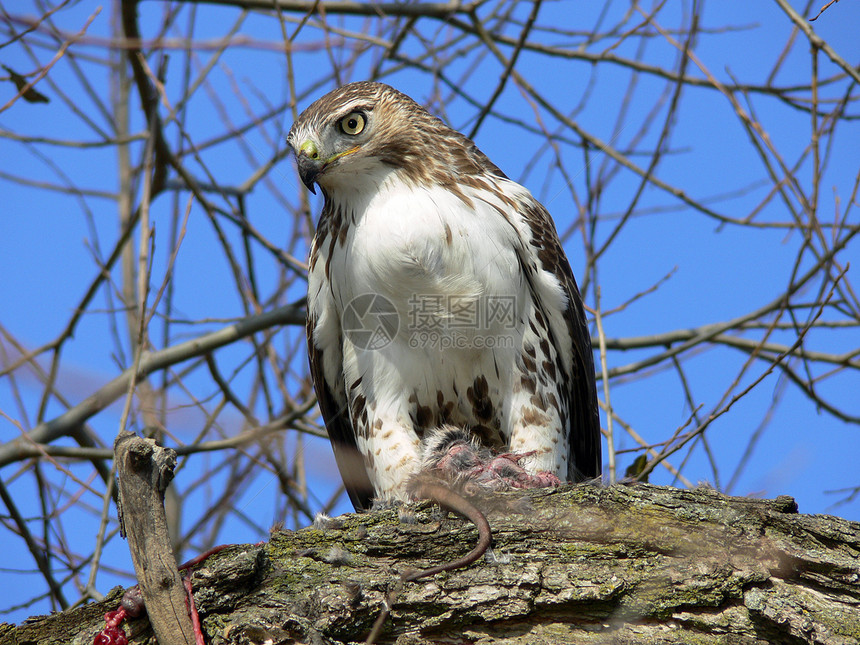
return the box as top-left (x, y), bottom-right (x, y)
top-left (294, 139), bottom-right (361, 195)
top-left (296, 140), bottom-right (321, 194)
top-left (296, 151), bottom-right (320, 194)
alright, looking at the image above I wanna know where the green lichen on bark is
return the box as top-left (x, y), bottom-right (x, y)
top-left (3, 483), bottom-right (858, 644)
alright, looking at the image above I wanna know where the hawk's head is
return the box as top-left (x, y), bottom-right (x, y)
top-left (287, 81), bottom-right (504, 196)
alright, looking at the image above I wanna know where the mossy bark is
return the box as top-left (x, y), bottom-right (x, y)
top-left (3, 483), bottom-right (859, 644)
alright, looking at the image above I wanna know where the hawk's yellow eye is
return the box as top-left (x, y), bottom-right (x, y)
top-left (340, 112), bottom-right (365, 136)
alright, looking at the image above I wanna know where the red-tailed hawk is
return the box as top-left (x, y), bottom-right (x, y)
top-left (288, 81), bottom-right (601, 511)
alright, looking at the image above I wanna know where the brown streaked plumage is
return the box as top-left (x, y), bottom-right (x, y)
top-left (289, 81), bottom-right (601, 510)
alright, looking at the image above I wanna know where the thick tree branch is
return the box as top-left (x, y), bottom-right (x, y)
top-left (4, 484), bottom-right (859, 644)
top-left (114, 430), bottom-right (196, 645)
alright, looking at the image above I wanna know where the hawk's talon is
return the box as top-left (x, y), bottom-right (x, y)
top-left (421, 427), bottom-right (562, 492)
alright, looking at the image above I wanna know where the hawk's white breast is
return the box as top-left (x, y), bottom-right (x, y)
top-left (309, 170), bottom-right (571, 498)
top-left (339, 176), bottom-right (522, 398)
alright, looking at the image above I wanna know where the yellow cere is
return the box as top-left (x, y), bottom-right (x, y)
top-left (299, 140), bottom-right (319, 159)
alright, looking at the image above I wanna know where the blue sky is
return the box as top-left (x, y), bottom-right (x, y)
top-left (1, 0), bottom-right (858, 625)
